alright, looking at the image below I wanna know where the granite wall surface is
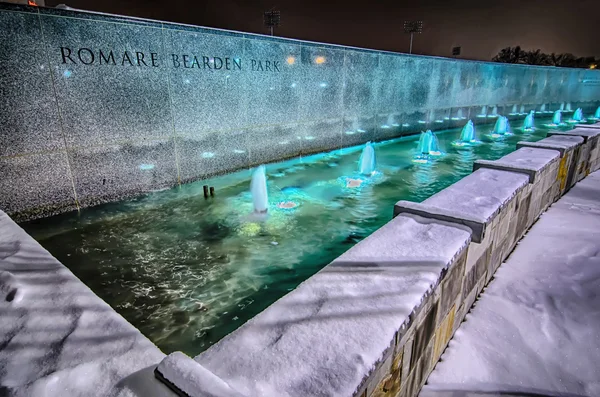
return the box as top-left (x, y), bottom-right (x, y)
top-left (1, 2), bottom-right (599, 220)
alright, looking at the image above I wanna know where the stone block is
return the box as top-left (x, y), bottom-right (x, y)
top-left (473, 147), bottom-right (559, 184)
top-left (411, 300), bottom-right (439, 368)
top-left (394, 201), bottom-right (484, 243)
top-left (515, 192), bottom-right (531, 239)
top-left (517, 134), bottom-right (583, 158)
top-left (463, 244), bottom-right (490, 300)
top-left (364, 343), bottom-right (394, 397)
top-left (439, 252), bottom-right (466, 317)
top-left (401, 334), bottom-right (414, 389)
top-left (431, 305), bottom-right (456, 367)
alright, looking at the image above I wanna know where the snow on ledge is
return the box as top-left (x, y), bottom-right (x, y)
top-left (0, 210), bottom-right (168, 397)
top-left (194, 214), bottom-right (471, 397)
top-left (423, 168), bottom-right (529, 225)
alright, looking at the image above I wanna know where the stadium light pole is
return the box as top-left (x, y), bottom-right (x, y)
top-left (403, 21), bottom-right (423, 54)
top-left (264, 10), bottom-right (281, 36)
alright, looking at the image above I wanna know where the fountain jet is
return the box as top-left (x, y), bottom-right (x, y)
top-left (595, 106), bottom-right (600, 119)
top-left (359, 142), bottom-right (376, 175)
top-left (523, 111), bottom-right (535, 130)
top-left (572, 108), bottom-right (583, 121)
top-left (460, 120), bottom-right (475, 142)
top-left (552, 110), bottom-right (562, 125)
top-left (250, 165), bottom-right (268, 213)
top-left (493, 116), bottom-right (510, 135)
top-left (452, 120), bottom-right (478, 147)
top-left (417, 130), bottom-right (442, 155)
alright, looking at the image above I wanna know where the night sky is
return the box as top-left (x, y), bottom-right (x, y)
top-left (46, 0), bottom-right (600, 61)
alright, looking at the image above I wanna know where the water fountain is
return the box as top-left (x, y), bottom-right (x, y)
top-left (592, 106), bottom-right (600, 120)
top-left (519, 105), bottom-right (526, 115)
top-left (452, 108), bottom-right (465, 121)
top-left (547, 110), bottom-right (562, 126)
top-left (568, 108), bottom-right (584, 123)
top-left (523, 111), bottom-right (535, 131)
top-left (359, 142), bottom-right (376, 175)
top-left (566, 102), bottom-right (572, 111)
top-left (346, 120), bottom-right (366, 135)
top-left (452, 120), bottom-right (478, 147)
top-left (560, 103), bottom-right (565, 111)
top-left (478, 105), bottom-right (487, 118)
top-left (488, 106), bottom-right (498, 118)
top-left (539, 104), bottom-right (546, 113)
top-left (250, 165), bottom-right (268, 213)
top-left (416, 130), bottom-right (442, 156)
top-left (510, 104), bottom-right (518, 115)
top-left (489, 116), bottom-right (510, 138)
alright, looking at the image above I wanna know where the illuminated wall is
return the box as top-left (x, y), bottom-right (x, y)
top-left (0, 2), bottom-right (599, 219)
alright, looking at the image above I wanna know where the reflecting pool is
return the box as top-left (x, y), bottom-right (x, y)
top-left (22, 117), bottom-right (575, 356)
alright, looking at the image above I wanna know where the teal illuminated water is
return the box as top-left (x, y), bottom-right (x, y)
top-left (23, 117), bottom-right (575, 356)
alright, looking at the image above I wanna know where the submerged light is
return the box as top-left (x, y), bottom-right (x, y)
top-left (315, 56), bottom-right (326, 64)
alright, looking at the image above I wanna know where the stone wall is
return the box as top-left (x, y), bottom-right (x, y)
top-left (1, 2), bottom-right (599, 221)
top-left (149, 125), bottom-right (600, 397)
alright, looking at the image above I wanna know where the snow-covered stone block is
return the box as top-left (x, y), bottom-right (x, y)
top-left (576, 122), bottom-right (600, 129)
top-left (473, 147), bottom-right (560, 184)
top-left (155, 351), bottom-right (244, 397)
top-left (394, 201), bottom-right (485, 243)
top-left (195, 214), bottom-right (471, 397)
top-left (517, 135), bottom-right (583, 157)
top-left (548, 128), bottom-right (600, 180)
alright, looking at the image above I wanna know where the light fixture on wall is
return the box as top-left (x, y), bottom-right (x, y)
top-left (315, 56), bottom-right (326, 65)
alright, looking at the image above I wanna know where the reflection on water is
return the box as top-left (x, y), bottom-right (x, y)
top-left (23, 117), bottom-right (573, 356)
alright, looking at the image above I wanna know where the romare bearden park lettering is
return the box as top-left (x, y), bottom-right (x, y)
top-left (59, 47), bottom-right (281, 72)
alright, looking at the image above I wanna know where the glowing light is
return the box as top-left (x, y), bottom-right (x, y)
top-left (590, 64), bottom-right (597, 70)
top-left (279, 140), bottom-right (289, 145)
top-left (233, 149), bottom-right (245, 154)
top-left (319, 82), bottom-right (328, 88)
top-left (412, 158), bottom-right (429, 164)
top-left (290, 83), bottom-right (297, 88)
top-left (201, 152), bottom-right (215, 158)
top-left (63, 70), bottom-right (72, 78)
top-left (357, 129), bottom-right (366, 133)
top-left (381, 125), bottom-right (390, 129)
top-left (315, 56), bottom-right (326, 64)
top-left (435, 120), bottom-right (444, 123)
top-left (287, 56), bottom-right (296, 65)
top-left (402, 123), bottom-right (410, 127)
top-left (304, 136), bottom-right (315, 140)
top-left (418, 120), bottom-right (426, 124)
top-left (139, 164), bottom-right (155, 170)
top-left (346, 178), bottom-right (363, 188)
top-left (277, 201), bottom-right (298, 209)
top-left (345, 130), bottom-right (356, 135)
top-left (240, 222), bottom-right (261, 237)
